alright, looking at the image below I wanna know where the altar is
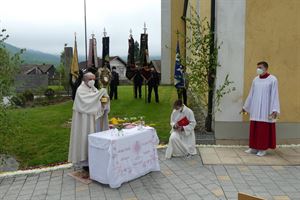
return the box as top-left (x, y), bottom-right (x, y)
top-left (88, 126), bottom-right (160, 188)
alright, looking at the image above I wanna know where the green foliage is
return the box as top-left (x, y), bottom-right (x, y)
top-left (57, 52), bottom-right (68, 91)
top-left (0, 28), bottom-right (25, 100)
top-left (183, 8), bottom-right (235, 114)
top-left (10, 94), bottom-right (26, 107)
top-left (23, 90), bottom-right (34, 102)
top-left (215, 75), bottom-right (236, 112)
top-left (0, 27), bottom-right (25, 157)
top-left (44, 88), bottom-right (55, 100)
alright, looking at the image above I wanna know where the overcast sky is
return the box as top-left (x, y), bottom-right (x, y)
top-left (0, 0), bottom-right (161, 56)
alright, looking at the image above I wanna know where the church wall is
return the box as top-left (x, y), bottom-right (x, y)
top-left (215, 0), bottom-right (300, 143)
top-left (214, 0), bottom-right (246, 122)
top-left (165, 0), bottom-right (300, 143)
top-left (243, 0), bottom-right (300, 123)
top-left (161, 0), bottom-right (172, 84)
top-left (170, 0), bottom-right (186, 85)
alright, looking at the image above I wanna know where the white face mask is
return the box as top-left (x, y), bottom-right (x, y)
top-left (256, 68), bottom-right (264, 75)
top-left (87, 80), bottom-right (95, 88)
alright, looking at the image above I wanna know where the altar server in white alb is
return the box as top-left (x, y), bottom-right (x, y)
top-left (68, 72), bottom-right (110, 168)
top-left (166, 100), bottom-right (197, 159)
top-left (242, 61), bottom-right (280, 157)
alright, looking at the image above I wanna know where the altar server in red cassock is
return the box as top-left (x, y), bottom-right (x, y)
top-left (242, 61), bottom-right (280, 156)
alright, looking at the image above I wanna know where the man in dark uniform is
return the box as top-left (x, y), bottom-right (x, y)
top-left (133, 70), bottom-right (143, 99)
top-left (109, 66), bottom-right (119, 100)
top-left (70, 69), bottom-right (85, 100)
top-left (147, 67), bottom-right (160, 103)
top-left (177, 66), bottom-right (188, 105)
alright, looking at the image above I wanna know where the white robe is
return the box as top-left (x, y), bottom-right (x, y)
top-left (68, 82), bottom-right (109, 166)
top-left (243, 75), bottom-right (280, 123)
top-left (165, 105), bottom-right (197, 159)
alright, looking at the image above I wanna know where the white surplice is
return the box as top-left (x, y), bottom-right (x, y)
top-left (243, 75), bottom-right (280, 123)
top-left (68, 82), bottom-right (109, 166)
top-left (165, 105), bottom-right (197, 159)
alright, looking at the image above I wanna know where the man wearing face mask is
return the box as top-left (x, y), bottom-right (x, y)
top-left (165, 99), bottom-right (197, 159)
top-left (242, 61), bottom-right (280, 157)
top-left (68, 72), bottom-right (110, 172)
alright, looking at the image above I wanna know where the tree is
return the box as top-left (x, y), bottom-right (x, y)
top-left (0, 29), bottom-right (23, 100)
top-left (183, 8), bottom-right (235, 132)
top-left (0, 27), bottom-right (24, 154)
top-left (57, 51), bottom-right (68, 91)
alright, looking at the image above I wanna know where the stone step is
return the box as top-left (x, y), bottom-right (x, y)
top-left (195, 133), bottom-right (216, 145)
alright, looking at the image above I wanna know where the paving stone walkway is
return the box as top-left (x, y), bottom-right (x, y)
top-left (199, 147), bottom-right (300, 165)
top-left (1, 148), bottom-right (300, 200)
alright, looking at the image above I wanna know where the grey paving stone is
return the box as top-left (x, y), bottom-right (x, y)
top-left (253, 192), bottom-right (272, 200)
top-left (194, 188), bottom-right (211, 196)
top-left (2, 194), bottom-right (19, 200)
top-left (184, 194), bottom-right (201, 200)
top-left (178, 188), bottom-right (195, 196)
top-left (17, 194), bottom-right (32, 200)
top-left (152, 193), bottom-right (170, 200)
top-left (1, 149), bottom-right (300, 200)
top-left (201, 194), bottom-right (221, 200)
top-left (91, 197), bottom-right (106, 200)
top-left (267, 189), bottom-right (286, 196)
top-left (1, 178), bottom-right (15, 186)
top-left (45, 195), bottom-right (61, 200)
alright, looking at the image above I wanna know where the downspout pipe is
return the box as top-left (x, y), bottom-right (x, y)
top-left (206, 0), bottom-right (216, 132)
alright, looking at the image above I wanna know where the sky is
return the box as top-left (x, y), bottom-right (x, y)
top-left (0, 0), bottom-right (161, 56)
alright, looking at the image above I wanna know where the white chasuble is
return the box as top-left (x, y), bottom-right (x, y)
top-left (68, 82), bottom-right (109, 165)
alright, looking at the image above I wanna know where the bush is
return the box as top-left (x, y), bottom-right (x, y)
top-left (23, 90), bottom-right (34, 102)
top-left (10, 94), bottom-right (26, 107)
top-left (44, 88), bottom-right (55, 100)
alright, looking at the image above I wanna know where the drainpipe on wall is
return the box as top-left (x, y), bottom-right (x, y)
top-left (182, 0), bottom-right (189, 60)
top-left (205, 0), bottom-right (216, 132)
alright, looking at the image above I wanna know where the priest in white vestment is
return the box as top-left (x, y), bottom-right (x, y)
top-left (242, 61), bottom-right (280, 156)
top-left (68, 72), bottom-right (110, 168)
top-left (165, 100), bottom-right (197, 159)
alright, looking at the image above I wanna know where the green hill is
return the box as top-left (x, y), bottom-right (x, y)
top-left (4, 43), bottom-right (160, 67)
top-left (4, 43), bottom-right (60, 66)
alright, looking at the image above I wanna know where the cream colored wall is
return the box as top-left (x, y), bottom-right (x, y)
top-left (185, 0), bottom-right (211, 72)
top-left (199, 0), bottom-right (211, 22)
top-left (161, 0), bottom-right (172, 84)
top-left (215, 0), bottom-right (246, 122)
top-left (244, 0), bottom-right (300, 122)
top-left (170, 0), bottom-right (186, 84)
top-left (169, 0), bottom-right (211, 83)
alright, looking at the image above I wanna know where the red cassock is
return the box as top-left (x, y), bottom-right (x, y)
top-left (249, 121), bottom-right (276, 150)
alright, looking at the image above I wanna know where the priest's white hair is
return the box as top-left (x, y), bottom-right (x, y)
top-left (83, 72), bottom-right (95, 81)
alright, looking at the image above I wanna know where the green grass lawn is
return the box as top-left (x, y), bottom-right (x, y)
top-left (48, 85), bottom-right (65, 92)
top-left (2, 86), bottom-right (177, 168)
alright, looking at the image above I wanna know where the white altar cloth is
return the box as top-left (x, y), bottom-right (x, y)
top-left (88, 126), bottom-right (160, 188)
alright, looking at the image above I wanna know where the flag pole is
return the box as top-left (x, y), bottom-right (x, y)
top-left (143, 23), bottom-right (148, 104)
top-left (84, 0), bottom-right (88, 68)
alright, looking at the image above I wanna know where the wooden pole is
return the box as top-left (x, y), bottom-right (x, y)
top-left (84, 0), bottom-right (88, 67)
top-left (144, 79), bottom-right (147, 103)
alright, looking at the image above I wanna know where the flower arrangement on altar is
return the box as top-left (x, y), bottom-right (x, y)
top-left (109, 116), bottom-right (155, 130)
